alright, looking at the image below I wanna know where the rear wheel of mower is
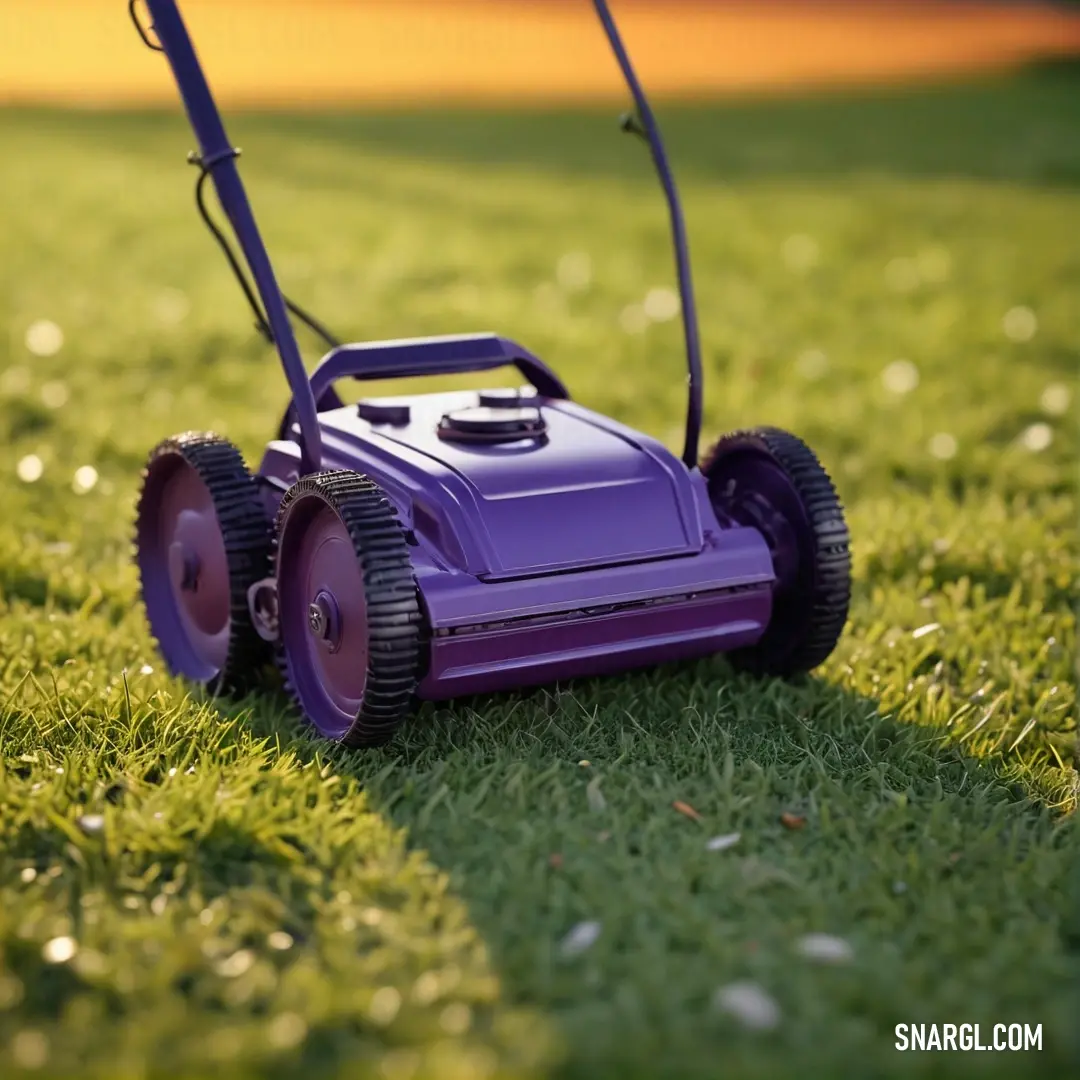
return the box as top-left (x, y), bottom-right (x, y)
top-left (274, 470), bottom-right (423, 748)
top-left (702, 426), bottom-right (851, 676)
top-left (135, 432), bottom-right (274, 694)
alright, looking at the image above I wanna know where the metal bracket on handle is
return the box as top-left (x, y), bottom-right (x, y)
top-left (128, 0), bottom-right (164, 51)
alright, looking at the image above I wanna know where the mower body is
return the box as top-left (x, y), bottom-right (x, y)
top-left (258, 333), bottom-right (775, 700)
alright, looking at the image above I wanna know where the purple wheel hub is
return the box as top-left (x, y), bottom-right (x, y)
top-left (137, 453), bottom-right (232, 682)
top-left (707, 452), bottom-right (810, 593)
top-left (274, 471), bottom-right (422, 748)
top-left (278, 497), bottom-right (371, 740)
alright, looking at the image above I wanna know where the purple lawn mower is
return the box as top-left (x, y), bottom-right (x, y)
top-left (129, 0), bottom-right (852, 748)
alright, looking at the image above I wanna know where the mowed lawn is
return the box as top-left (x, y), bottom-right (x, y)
top-left (0, 67), bottom-right (1078, 1080)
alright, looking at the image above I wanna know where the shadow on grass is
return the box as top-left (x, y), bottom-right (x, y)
top-left (222, 657), bottom-right (1076, 1078)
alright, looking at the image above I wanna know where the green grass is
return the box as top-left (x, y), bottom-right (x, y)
top-left (0, 66), bottom-right (1078, 1079)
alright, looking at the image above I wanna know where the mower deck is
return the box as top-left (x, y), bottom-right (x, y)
top-left (258, 389), bottom-right (776, 699)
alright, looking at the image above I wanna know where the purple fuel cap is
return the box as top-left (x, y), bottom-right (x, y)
top-left (437, 405), bottom-right (547, 444)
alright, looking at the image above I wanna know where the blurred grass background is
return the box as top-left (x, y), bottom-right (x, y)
top-left (0, 2), bottom-right (1078, 1078)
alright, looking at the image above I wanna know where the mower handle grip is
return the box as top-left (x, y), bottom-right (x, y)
top-left (308, 333), bottom-right (571, 403)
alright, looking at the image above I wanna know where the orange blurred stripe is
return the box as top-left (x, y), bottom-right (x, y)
top-left (1, 1), bottom-right (1078, 107)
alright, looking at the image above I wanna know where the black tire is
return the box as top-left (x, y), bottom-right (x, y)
top-left (135, 431), bottom-right (274, 695)
top-left (274, 470), bottom-right (424, 749)
top-left (702, 426), bottom-right (851, 675)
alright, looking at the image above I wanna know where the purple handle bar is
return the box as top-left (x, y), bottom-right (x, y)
top-left (143, 0), bottom-right (322, 474)
top-left (140, 0), bottom-right (703, 473)
top-left (308, 333), bottom-right (570, 403)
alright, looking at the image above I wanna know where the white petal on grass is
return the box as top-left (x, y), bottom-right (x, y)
top-left (795, 933), bottom-right (855, 964)
top-left (884, 257), bottom-right (920, 293)
top-left (781, 233), bottom-right (818, 272)
top-left (1020, 422), bottom-right (1052, 452)
top-left (42, 936), bottom-right (78, 964)
top-left (556, 252), bottom-right (592, 292)
top-left (912, 623), bottom-right (941, 639)
top-left (559, 920), bottom-right (601, 957)
top-left (1040, 383), bottom-right (1071, 416)
top-left (267, 931), bottom-right (294, 951)
top-left (139, 664), bottom-right (154, 675)
top-left (586, 776), bottom-right (606, 813)
top-left (267, 1012), bottom-right (308, 1050)
top-left (40, 381), bottom-right (69, 409)
top-left (706, 832), bottom-right (741, 852)
top-left (11, 1031), bottom-right (49, 1070)
top-left (1002, 306), bottom-right (1037, 343)
top-left (713, 981), bottom-right (781, 1030)
top-left (17, 455), bottom-right (44, 483)
top-left (215, 949), bottom-right (255, 978)
top-left (21, 868), bottom-right (37, 883)
top-left (796, 348), bottom-right (829, 380)
top-left (72, 465), bottom-right (99, 495)
top-left (368, 986), bottom-right (402, 1025)
top-left (928, 433), bottom-right (957, 460)
top-left (881, 359), bottom-right (919, 395)
top-left (25, 319), bottom-right (64, 357)
top-left (411, 971), bottom-right (440, 1006)
top-left (643, 286), bottom-right (680, 322)
top-left (0, 365), bottom-right (31, 395)
top-left (439, 1002), bottom-right (472, 1036)
top-left (153, 287), bottom-right (191, 326)
top-left (619, 304), bottom-right (648, 334)
top-left (76, 814), bottom-right (105, 835)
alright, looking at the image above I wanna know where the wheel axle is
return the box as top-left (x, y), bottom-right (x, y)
top-left (308, 590), bottom-right (341, 651)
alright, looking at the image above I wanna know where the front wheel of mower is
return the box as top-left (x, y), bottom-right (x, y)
top-left (134, 432), bottom-right (274, 695)
top-left (702, 426), bottom-right (851, 676)
top-left (274, 470), bottom-right (424, 749)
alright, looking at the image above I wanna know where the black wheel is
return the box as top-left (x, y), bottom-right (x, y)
top-left (702, 426), bottom-right (851, 675)
top-left (274, 470), bottom-right (424, 748)
top-left (135, 432), bottom-right (274, 694)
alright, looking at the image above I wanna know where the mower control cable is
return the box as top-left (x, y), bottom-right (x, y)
top-left (130, 0), bottom-right (342, 354)
top-left (188, 152), bottom-right (342, 351)
top-left (592, 0), bottom-right (704, 471)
